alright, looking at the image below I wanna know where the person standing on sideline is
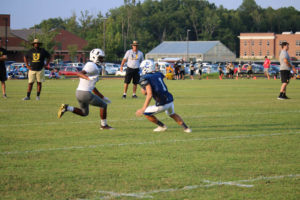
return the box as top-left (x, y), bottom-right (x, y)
top-left (0, 39), bottom-right (8, 98)
top-left (218, 64), bottom-right (224, 79)
top-left (198, 62), bottom-right (203, 79)
top-left (120, 40), bottom-right (144, 98)
top-left (189, 61), bottom-right (195, 80)
top-left (57, 48), bottom-right (113, 130)
top-left (263, 56), bottom-right (271, 79)
top-left (23, 39), bottom-right (50, 100)
top-left (277, 42), bottom-right (296, 100)
top-left (136, 60), bottom-right (192, 133)
top-left (246, 62), bottom-right (253, 79)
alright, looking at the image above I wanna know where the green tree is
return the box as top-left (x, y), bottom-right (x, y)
top-left (67, 45), bottom-right (78, 62)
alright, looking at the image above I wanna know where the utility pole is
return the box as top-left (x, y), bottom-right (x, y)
top-left (101, 18), bottom-right (108, 53)
top-left (4, 17), bottom-right (8, 50)
top-left (186, 29), bottom-right (191, 62)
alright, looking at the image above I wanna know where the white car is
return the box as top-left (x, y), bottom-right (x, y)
top-left (104, 63), bottom-right (119, 75)
top-left (115, 66), bottom-right (127, 76)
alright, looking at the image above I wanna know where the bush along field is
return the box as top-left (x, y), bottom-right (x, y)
top-left (0, 78), bottom-right (299, 200)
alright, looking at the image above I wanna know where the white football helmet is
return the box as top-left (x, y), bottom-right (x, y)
top-left (140, 59), bottom-right (155, 75)
top-left (90, 48), bottom-right (105, 64)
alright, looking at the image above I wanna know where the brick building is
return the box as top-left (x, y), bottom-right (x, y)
top-left (239, 32), bottom-right (300, 60)
top-left (0, 14), bottom-right (88, 62)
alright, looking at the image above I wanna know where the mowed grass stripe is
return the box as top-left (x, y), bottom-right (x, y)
top-left (1, 131), bottom-right (299, 155)
top-left (1, 110), bottom-right (300, 127)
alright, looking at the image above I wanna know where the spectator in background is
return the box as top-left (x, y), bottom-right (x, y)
top-left (19, 64), bottom-right (28, 78)
top-left (50, 68), bottom-right (60, 79)
top-left (180, 59), bottom-right (185, 80)
top-left (198, 62), bottom-right (203, 79)
top-left (165, 64), bottom-right (174, 80)
top-left (237, 63), bottom-right (242, 78)
top-left (174, 61), bottom-right (180, 80)
top-left (247, 62), bottom-right (253, 79)
top-left (0, 39), bottom-right (8, 98)
top-left (189, 61), bottom-right (195, 80)
top-left (218, 64), bottom-right (224, 79)
top-left (229, 62), bottom-right (234, 79)
top-left (225, 63), bottom-right (230, 78)
top-left (263, 56), bottom-right (271, 80)
top-left (277, 42), bottom-right (296, 100)
top-left (155, 63), bottom-right (159, 72)
top-left (120, 40), bottom-right (144, 99)
top-left (23, 39), bottom-right (51, 100)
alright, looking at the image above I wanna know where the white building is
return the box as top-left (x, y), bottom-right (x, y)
top-left (146, 41), bottom-right (236, 62)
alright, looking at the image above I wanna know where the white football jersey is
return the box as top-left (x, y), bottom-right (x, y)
top-left (77, 62), bottom-right (100, 92)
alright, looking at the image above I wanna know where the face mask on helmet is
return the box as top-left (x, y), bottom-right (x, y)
top-left (90, 49), bottom-right (105, 65)
top-left (141, 60), bottom-right (155, 75)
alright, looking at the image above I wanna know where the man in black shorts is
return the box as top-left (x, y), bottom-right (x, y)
top-left (278, 42), bottom-right (296, 100)
top-left (120, 41), bottom-right (144, 98)
top-left (0, 39), bottom-right (8, 98)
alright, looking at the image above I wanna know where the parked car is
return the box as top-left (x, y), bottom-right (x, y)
top-left (115, 64), bottom-right (128, 76)
top-left (44, 70), bottom-right (51, 78)
top-left (104, 63), bottom-right (119, 75)
top-left (68, 63), bottom-right (84, 68)
top-left (202, 64), bottom-right (219, 74)
top-left (58, 67), bottom-right (82, 76)
top-left (269, 65), bottom-right (280, 77)
top-left (252, 64), bottom-right (264, 74)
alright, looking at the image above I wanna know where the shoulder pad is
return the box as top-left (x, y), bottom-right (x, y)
top-left (139, 76), bottom-right (149, 88)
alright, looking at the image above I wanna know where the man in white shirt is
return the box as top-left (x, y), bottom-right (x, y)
top-left (120, 41), bottom-right (144, 98)
top-left (57, 48), bottom-right (113, 130)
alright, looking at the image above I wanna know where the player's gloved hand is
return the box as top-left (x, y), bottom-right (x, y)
top-left (103, 97), bottom-right (111, 104)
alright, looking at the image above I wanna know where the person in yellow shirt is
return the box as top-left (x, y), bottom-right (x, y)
top-left (165, 64), bottom-right (174, 80)
top-left (247, 63), bottom-right (253, 79)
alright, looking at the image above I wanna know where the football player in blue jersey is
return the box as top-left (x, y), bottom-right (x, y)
top-left (136, 60), bottom-right (192, 133)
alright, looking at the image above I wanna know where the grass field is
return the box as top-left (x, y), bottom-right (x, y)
top-left (0, 77), bottom-right (299, 200)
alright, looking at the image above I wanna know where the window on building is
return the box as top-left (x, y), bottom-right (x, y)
top-left (267, 50), bottom-right (270, 56)
top-left (267, 41), bottom-right (270, 46)
top-left (251, 41), bottom-right (254, 46)
top-left (259, 40), bottom-right (262, 46)
top-left (279, 40), bottom-right (287, 45)
top-left (259, 51), bottom-right (262, 56)
top-left (244, 52), bottom-right (247, 56)
top-left (244, 41), bottom-right (247, 46)
top-left (251, 51), bottom-right (254, 56)
top-left (296, 51), bottom-right (300, 56)
top-left (296, 40), bottom-right (300, 46)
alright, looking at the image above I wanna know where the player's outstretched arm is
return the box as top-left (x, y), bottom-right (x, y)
top-left (141, 87), bottom-right (147, 95)
top-left (76, 70), bottom-right (90, 80)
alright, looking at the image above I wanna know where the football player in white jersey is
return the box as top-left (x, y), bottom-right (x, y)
top-left (57, 48), bottom-right (113, 130)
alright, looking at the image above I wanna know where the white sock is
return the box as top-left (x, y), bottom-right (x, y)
top-left (123, 93), bottom-right (127, 95)
top-left (132, 93), bottom-right (136, 96)
top-left (67, 106), bottom-right (74, 112)
top-left (101, 119), bottom-right (107, 126)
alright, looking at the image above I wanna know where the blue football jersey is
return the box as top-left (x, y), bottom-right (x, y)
top-left (140, 72), bottom-right (173, 106)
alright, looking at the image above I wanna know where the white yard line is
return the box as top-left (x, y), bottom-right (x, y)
top-left (1, 131), bottom-right (299, 155)
top-left (96, 174), bottom-right (300, 199)
top-left (0, 110), bottom-right (300, 128)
